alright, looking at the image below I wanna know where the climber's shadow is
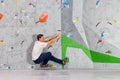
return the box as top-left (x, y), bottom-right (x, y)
top-left (26, 34), bottom-right (37, 65)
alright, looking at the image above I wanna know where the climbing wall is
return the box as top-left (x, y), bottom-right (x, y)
top-left (62, 0), bottom-right (120, 69)
top-left (1, 0), bottom-right (120, 70)
top-left (61, 0), bottom-right (93, 69)
top-left (0, 0), bottom-right (61, 69)
top-left (82, 0), bottom-right (120, 69)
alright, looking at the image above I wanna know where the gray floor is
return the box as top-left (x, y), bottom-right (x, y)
top-left (0, 70), bottom-right (120, 80)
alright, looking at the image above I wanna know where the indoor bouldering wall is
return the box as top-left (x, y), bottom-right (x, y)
top-left (1, 0), bottom-right (120, 70)
top-left (0, 0), bottom-right (61, 69)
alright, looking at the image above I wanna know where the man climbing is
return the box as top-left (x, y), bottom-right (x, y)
top-left (32, 33), bottom-right (67, 67)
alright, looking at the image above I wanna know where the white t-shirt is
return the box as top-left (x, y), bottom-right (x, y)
top-left (32, 41), bottom-right (48, 60)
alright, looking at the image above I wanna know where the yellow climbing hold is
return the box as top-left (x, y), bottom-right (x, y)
top-left (16, 0), bottom-right (19, 4)
top-left (20, 8), bottom-right (23, 14)
top-left (112, 19), bottom-right (117, 23)
top-left (76, 17), bottom-right (80, 22)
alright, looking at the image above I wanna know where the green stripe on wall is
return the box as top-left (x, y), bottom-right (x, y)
top-left (90, 50), bottom-right (120, 63)
top-left (61, 34), bottom-right (120, 63)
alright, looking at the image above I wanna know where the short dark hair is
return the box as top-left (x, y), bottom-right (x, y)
top-left (37, 34), bottom-right (43, 40)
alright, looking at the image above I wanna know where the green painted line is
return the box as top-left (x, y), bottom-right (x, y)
top-left (61, 34), bottom-right (120, 67)
top-left (61, 34), bottom-right (92, 60)
top-left (61, 34), bottom-right (92, 69)
top-left (90, 50), bottom-right (120, 63)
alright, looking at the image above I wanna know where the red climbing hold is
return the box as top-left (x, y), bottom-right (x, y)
top-left (97, 39), bottom-right (102, 43)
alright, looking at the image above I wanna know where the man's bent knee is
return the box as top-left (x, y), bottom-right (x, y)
top-left (47, 52), bottom-right (52, 56)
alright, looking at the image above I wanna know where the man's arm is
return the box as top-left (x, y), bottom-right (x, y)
top-left (46, 34), bottom-right (61, 45)
top-left (44, 34), bottom-right (59, 42)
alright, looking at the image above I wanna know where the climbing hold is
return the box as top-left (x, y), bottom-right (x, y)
top-left (66, 57), bottom-right (69, 63)
top-left (96, 0), bottom-right (100, 5)
top-left (57, 30), bottom-right (62, 31)
top-left (16, 0), bottom-right (19, 4)
top-left (107, 22), bottom-right (112, 25)
top-left (15, 13), bottom-right (18, 16)
top-left (20, 8), bottom-right (23, 14)
top-left (67, 33), bottom-right (73, 38)
top-left (19, 18), bottom-right (23, 24)
top-left (28, 2), bottom-right (32, 5)
top-left (75, 17), bottom-right (80, 22)
top-left (96, 0), bottom-right (102, 8)
top-left (62, 0), bottom-right (70, 8)
top-left (28, 2), bottom-right (36, 7)
top-left (21, 40), bottom-right (24, 45)
top-left (105, 50), bottom-right (112, 54)
top-left (36, 13), bottom-right (48, 23)
top-left (39, 13), bottom-right (48, 23)
top-left (0, 40), bottom-right (3, 42)
top-left (0, 40), bottom-right (4, 45)
top-left (101, 31), bottom-right (105, 38)
top-left (112, 19), bottom-right (117, 23)
top-left (1, 0), bottom-right (4, 3)
top-left (97, 39), bottom-right (102, 44)
top-left (96, 22), bottom-right (101, 27)
top-left (0, 13), bottom-right (3, 20)
top-left (11, 46), bottom-right (14, 49)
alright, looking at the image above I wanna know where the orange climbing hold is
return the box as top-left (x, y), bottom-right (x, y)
top-left (39, 13), bottom-right (48, 23)
top-left (0, 13), bottom-right (3, 20)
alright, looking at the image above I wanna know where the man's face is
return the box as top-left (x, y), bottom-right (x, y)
top-left (39, 36), bottom-right (45, 42)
